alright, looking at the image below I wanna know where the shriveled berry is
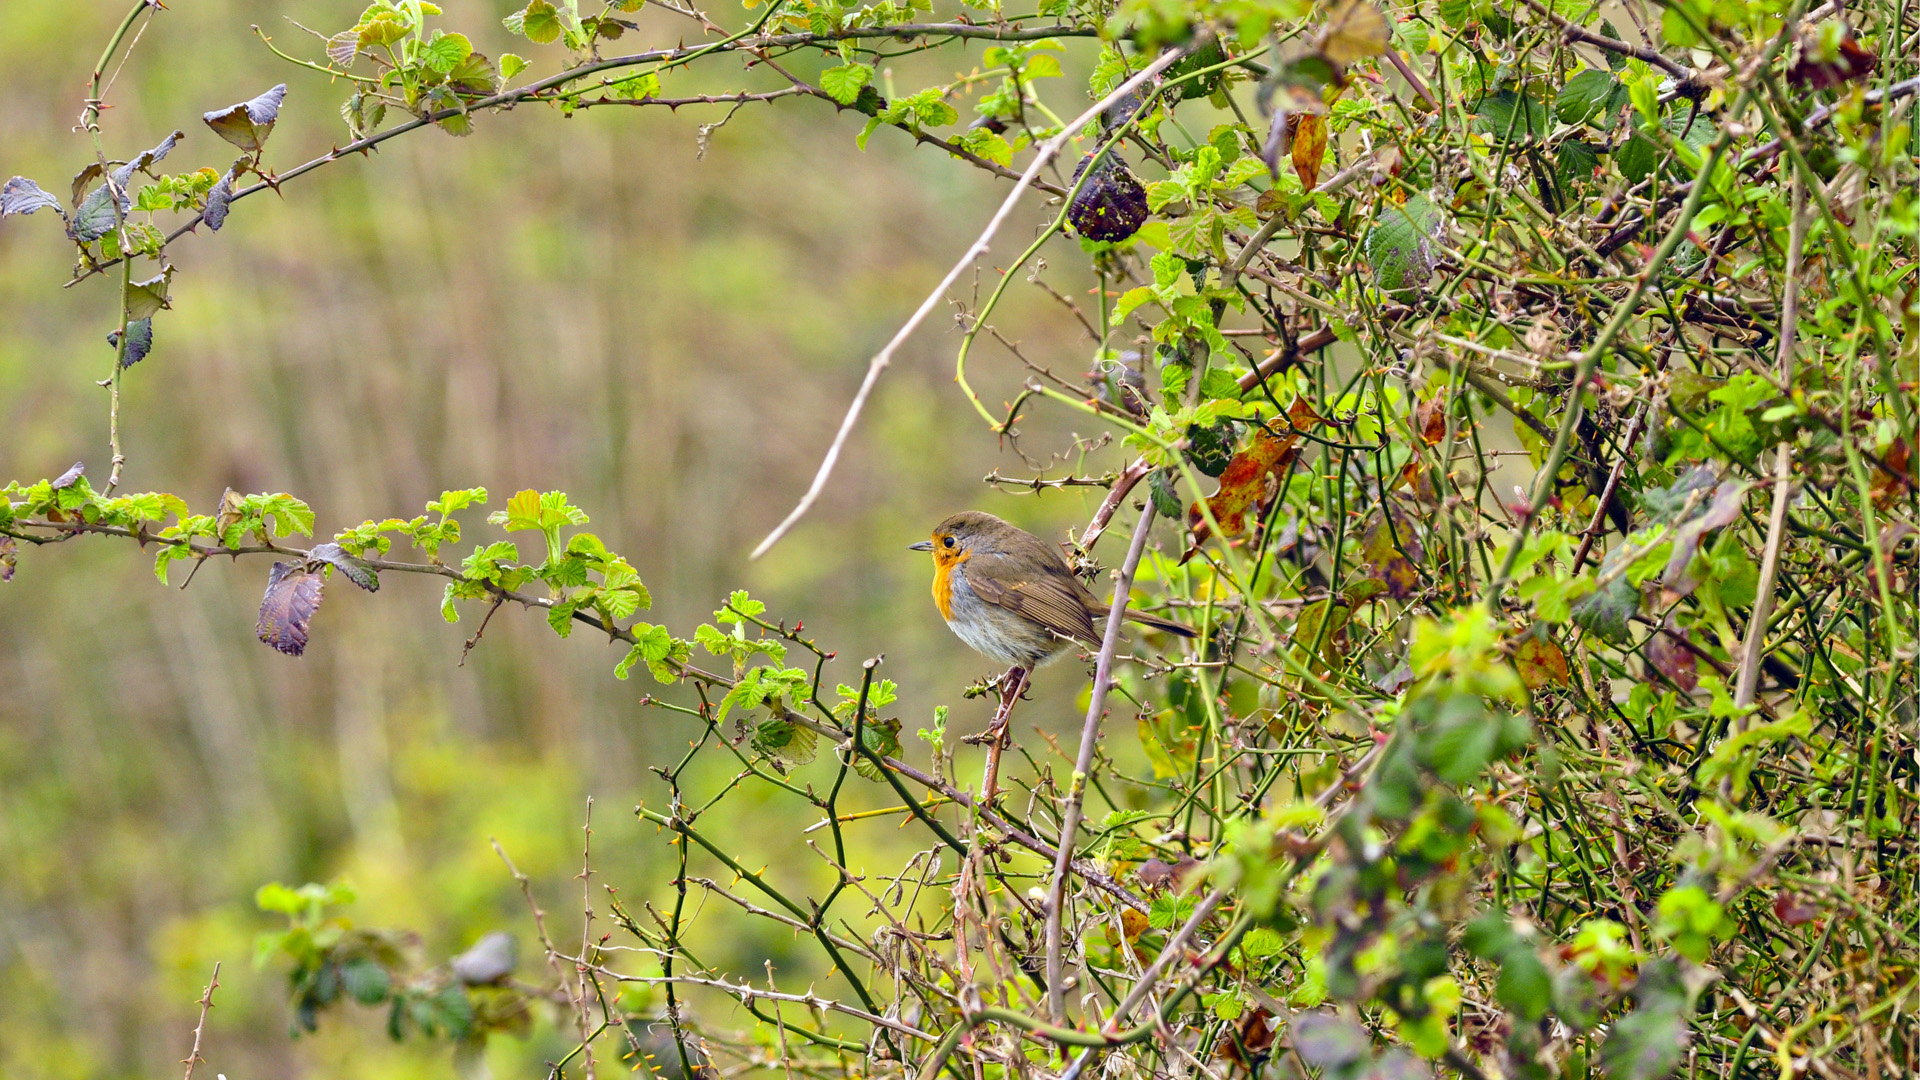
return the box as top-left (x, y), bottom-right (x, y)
top-left (1067, 152), bottom-right (1148, 243)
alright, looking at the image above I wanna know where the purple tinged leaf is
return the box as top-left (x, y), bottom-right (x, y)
top-left (108, 318), bottom-right (154, 368)
top-left (50, 462), bottom-right (85, 490)
top-left (69, 164), bottom-right (103, 208)
top-left (326, 30), bottom-right (361, 67)
top-left (115, 130), bottom-right (183, 188)
top-left (1067, 152), bottom-right (1149, 243)
top-left (1660, 479), bottom-right (1750, 600)
top-left (450, 931), bottom-right (517, 984)
top-left (1290, 1014), bottom-right (1369, 1070)
top-left (65, 131), bottom-right (185, 242)
top-left (70, 182), bottom-right (127, 242)
top-left (203, 172), bottom-right (235, 231)
top-left (1572, 573), bottom-right (1637, 643)
top-left (1361, 508), bottom-right (1424, 600)
top-left (1260, 106), bottom-right (1288, 179)
top-left (1367, 1051), bottom-right (1433, 1080)
top-left (0, 535), bottom-right (15, 582)
top-left (204, 84), bottom-right (287, 152)
top-left (257, 561), bottom-right (324, 656)
top-left (308, 541), bottom-right (379, 592)
top-left (2, 177), bottom-right (64, 220)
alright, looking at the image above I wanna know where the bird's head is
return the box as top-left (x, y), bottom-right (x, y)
top-left (908, 511), bottom-right (1014, 565)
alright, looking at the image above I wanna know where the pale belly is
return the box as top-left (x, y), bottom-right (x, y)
top-left (943, 566), bottom-right (1075, 669)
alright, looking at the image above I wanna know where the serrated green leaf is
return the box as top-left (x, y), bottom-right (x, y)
top-left (519, 0), bottom-right (563, 43)
top-left (1366, 194), bottom-right (1444, 295)
top-left (421, 31), bottom-right (472, 74)
top-left (820, 63), bottom-right (872, 105)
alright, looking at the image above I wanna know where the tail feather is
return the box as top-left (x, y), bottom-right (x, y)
top-left (1089, 603), bottom-right (1197, 638)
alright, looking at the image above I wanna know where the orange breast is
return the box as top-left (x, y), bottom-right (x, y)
top-left (931, 549), bottom-right (969, 620)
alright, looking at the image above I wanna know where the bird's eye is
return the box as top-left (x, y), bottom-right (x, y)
top-left (942, 536), bottom-right (955, 548)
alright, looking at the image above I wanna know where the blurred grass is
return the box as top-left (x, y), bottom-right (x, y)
top-left (0, 2), bottom-right (1127, 1074)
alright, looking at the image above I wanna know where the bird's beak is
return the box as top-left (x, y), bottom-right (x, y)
top-left (907, 540), bottom-right (934, 552)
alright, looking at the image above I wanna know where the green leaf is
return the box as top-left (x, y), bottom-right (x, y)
top-left (342, 957), bottom-right (392, 1004)
top-left (500, 53), bottom-right (528, 80)
top-left (1497, 949), bottom-right (1553, 1021)
top-left (749, 714), bottom-right (819, 769)
top-left (359, 12), bottom-right (412, 47)
top-left (154, 541), bottom-right (191, 585)
top-left (1556, 70), bottom-right (1621, 126)
top-left (1601, 1001), bottom-right (1688, 1080)
top-left (820, 63), bottom-right (872, 105)
top-left (1366, 194), bottom-right (1444, 295)
top-left (610, 71), bottom-right (659, 99)
top-left (421, 31), bottom-right (472, 74)
top-left (717, 589), bottom-right (765, 623)
top-left (1571, 574), bottom-right (1637, 643)
top-left (519, 1), bottom-right (564, 44)
top-left (125, 271), bottom-right (173, 320)
top-left (1660, 4), bottom-right (1699, 47)
top-left (1474, 90), bottom-right (1550, 142)
top-left (953, 127), bottom-right (1013, 167)
top-left (1147, 893), bottom-right (1195, 929)
top-left (490, 489), bottom-right (543, 531)
top-left (1615, 132), bottom-right (1658, 182)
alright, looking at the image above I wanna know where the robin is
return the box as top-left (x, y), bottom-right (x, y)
top-left (910, 511), bottom-right (1194, 738)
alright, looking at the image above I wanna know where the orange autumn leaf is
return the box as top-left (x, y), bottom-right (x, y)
top-left (1869, 437), bottom-right (1913, 508)
top-left (1291, 113), bottom-right (1328, 191)
top-left (1413, 390), bottom-right (1448, 445)
top-left (1511, 631), bottom-right (1571, 690)
top-left (1182, 396), bottom-right (1324, 563)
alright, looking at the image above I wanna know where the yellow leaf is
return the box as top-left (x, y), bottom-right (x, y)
top-left (1318, 0), bottom-right (1390, 65)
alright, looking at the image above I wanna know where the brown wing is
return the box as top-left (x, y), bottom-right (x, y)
top-left (963, 552), bottom-right (1102, 646)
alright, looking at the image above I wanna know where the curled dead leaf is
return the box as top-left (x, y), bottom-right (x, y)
top-left (257, 560), bottom-right (324, 656)
top-left (1645, 620), bottom-right (1699, 693)
top-left (1291, 113), bottom-right (1328, 191)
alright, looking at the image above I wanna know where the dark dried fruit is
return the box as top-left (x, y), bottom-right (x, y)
top-left (1067, 152), bottom-right (1149, 243)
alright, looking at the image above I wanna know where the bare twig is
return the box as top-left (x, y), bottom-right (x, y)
top-left (748, 44), bottom-right (1193, 559)
top-left (1735, 176), bottom-right (1805, 710)
top-left (180, 962), bottom-right (220, 1080)
top-left (1044, 504), bottom-right (1157, 1022)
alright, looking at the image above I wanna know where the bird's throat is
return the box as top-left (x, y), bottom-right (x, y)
top-left (932, 549), bottom-right (969, 620)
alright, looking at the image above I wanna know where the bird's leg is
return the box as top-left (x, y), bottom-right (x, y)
top-left (964, 667), bottom-right (1029, 745)
top-left (990, 665), bottom-right (1029, 736)
top-left (968, 666), bottom-right (1029, 802)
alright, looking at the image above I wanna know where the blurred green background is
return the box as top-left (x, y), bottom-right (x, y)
top-left (0, 2), bottom-right (1129, 1074)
